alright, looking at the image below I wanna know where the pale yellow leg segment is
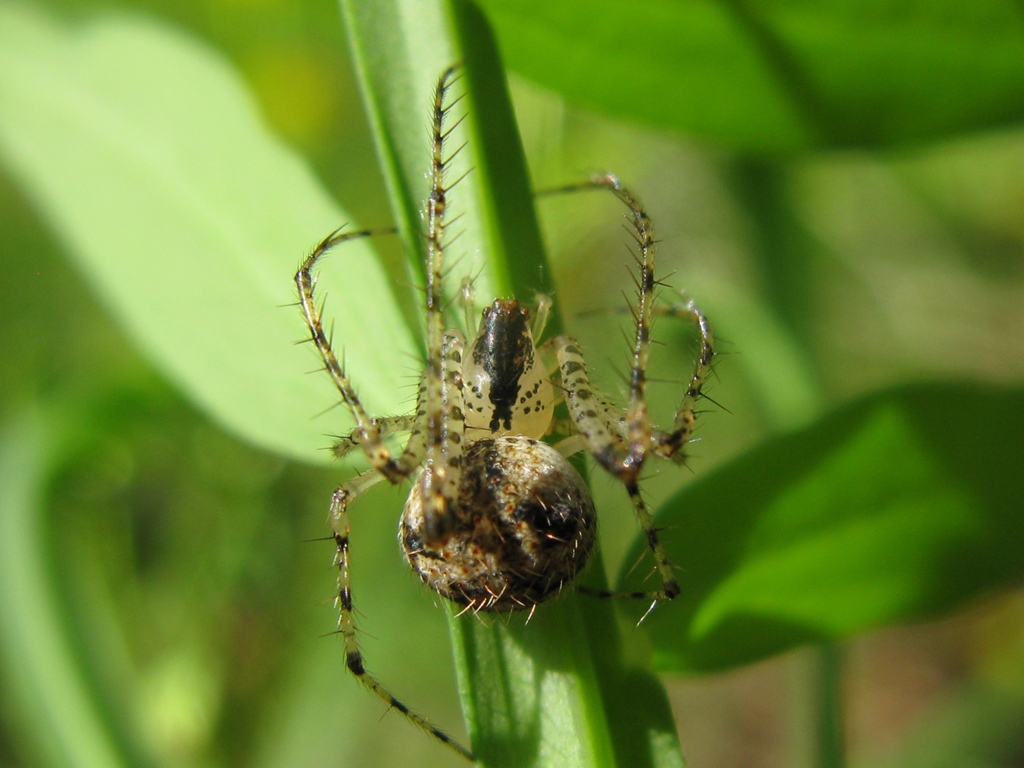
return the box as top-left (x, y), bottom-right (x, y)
top-left (531, 293), bottom-right (553, 340)
top-left (458, 276), bottom-right (477, 338)
top-left (419, 332), bottom-right (467, 543)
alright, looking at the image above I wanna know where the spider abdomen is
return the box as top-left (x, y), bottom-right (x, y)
top-left (400, 436), bottom-right (596, 612)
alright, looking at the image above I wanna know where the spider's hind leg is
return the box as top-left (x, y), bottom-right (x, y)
top-left (325, 472), bottom-right (473, 761)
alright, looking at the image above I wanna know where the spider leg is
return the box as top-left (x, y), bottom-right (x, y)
top-left (419, 67), bottom-right (468, 543)
top-left (330, 368), bottom-right (432, 463)
top-left (295, 228), bottom-right (426, 484)
top-left (327, 471), bottom-right (473, 760)
top-left (552, 335), bottom-right (680, 602)
top-left (539, 335), bottom-right (631, 450)
top-left (420, 330), bottom-right (467, 544)
top-left (531, 293), bottom-right (553, 340)
top-left (539, 174), bottom-right (715, 460)
top-left (585, 176), bottom-right (657, 464)
top-left (331, 412), bottom-right (418, 461)
top-left (541, 174), bottom-right (659, 468)
top-left (552, 433), bottom-right (586, 457)
top-left (458, 275), bottom-right (477, 338)
top-left (543, 176), bottom-right (702, 604)
top-left (651, 296), bottom-right (715, 460)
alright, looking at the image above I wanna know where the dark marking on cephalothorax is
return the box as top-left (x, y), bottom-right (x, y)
top-left (471, 299), bottom-right (534, 432)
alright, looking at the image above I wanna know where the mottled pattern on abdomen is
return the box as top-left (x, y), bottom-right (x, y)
top-left (400, 436), bottom-right (596, 612)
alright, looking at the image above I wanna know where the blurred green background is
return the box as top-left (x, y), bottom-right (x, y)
top-left (1, 1), bottom-right (1023, 767)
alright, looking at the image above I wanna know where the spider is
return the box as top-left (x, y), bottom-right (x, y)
top-left (294, 67), bottom-right (715, 761)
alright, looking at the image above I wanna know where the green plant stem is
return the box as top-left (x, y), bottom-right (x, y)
top-left (0, 402), bottom-right (142, 768)
top-left (729, 159), bottom-right (848, 768)
top-left (816, 644), bottom-right (846, 768)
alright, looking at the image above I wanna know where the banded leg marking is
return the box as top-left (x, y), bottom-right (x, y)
top-left (420, 332), bottom-right (467, 543)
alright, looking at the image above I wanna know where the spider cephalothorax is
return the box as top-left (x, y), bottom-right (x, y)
top-left (294, 67), bottom-right (715, 761)
top-left (465, 299), bottom-right (552, 435)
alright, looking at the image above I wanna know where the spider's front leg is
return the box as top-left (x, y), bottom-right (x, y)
top-left (540, 174), bottom-right (716, 463)
top-left (295, 228), bottom-right (425, 485)
top-left (415, 66), bottom-right (470, 544)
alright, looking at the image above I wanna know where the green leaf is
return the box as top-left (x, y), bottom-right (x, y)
top-left (0, 4), bottom-right (416, 464)
top-left (0, 401), bottom-right (143, 768)
top-left (473, 0), bottom-right (1024, 151)
top-left (624, 382), bottom-right (1024, 673)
